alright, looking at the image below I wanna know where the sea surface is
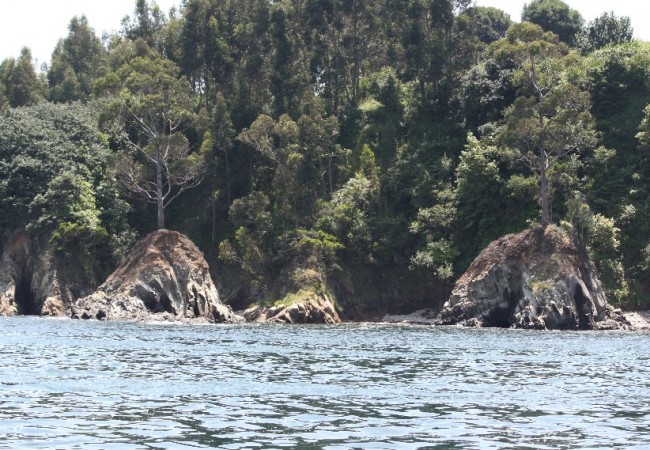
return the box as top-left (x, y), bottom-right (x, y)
top-left (1, 317), bottom-right (649, 449)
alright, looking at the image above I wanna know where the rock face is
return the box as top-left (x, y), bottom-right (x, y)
top-left (437, 226), bottom-right (630, 330)
top-left (0, 233), bottom-right (33, 316)
top-left (243, 292), bottom-right (340, 324)
top-left (0, 232), bottom-right (77, 317)
top-left (71, 230), bottom-right (239, 323)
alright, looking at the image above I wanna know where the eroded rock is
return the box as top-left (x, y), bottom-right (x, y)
top-left (243, 291), bottom-right (340, 324)
top-left (437, 226), bottom-right (630, 330)
top-left (0, 232), bottom-right (75, 317)
top-left (71, 230), bottom-right (239, 323)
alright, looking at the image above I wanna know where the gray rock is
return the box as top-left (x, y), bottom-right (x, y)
top-left (437, 226), bottom-right (630, 330)
top-left (0, 232), bottom-right (77, 317)
top-left (382, 309), bottom-right (435, 325)
top-left (243, 293), bottom-right (340, 324)
top-left (71, 230), bottom-right (240, 323)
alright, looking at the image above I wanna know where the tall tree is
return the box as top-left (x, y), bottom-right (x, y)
top-left (522, 0), bottom-right (584, 47)
top-left (579, 12), bottom-right (633, 53)
top-left (122, 0), bottom-right (167, 49)
top-left (458, 6), bottom-right (512, 45)
top-left (96, 55), bottom-right (206, 230)
top-left (492, 23), bottom-right (597, 226)
top-left (0, 88), bottom-right (7, 113)
top-left (0, 48), bottom-right (45, 108)
top-left (48, 16), bottom-right (106, 103)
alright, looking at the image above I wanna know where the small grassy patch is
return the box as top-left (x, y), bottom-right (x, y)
top-left (272, 289), bottom-right (317, 308)
top-left (528, 278), bottom-right (554, 295)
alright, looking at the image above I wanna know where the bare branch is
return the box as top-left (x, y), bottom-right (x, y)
top-left (163, 169), bottom-right (206, 209)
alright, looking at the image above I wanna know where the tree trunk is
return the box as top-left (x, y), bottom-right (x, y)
top-left (328, 154), bottom-right (333, 197)
top-left (540, 146), bottom-right (550, 227)
top-left (351, 0), bottom-right (360, 104)
top-left (156, 148), bottom-right (165, 230)
top-left (211, 193), bottom-right (217, 245)
top-left (224, 148), bottom-right (231, 206)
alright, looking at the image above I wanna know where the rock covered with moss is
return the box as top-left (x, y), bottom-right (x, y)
top-left (437, 226), bottom-right (630, 330)
top-left (71, 230), bottom-right (239, 323)
top-left (243, 291), bottom-right (340, 324)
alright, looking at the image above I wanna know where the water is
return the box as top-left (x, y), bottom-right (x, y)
top-left (1, 318), bottom-right (649, 449)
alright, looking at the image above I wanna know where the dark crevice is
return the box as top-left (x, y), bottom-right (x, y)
top-left (134, 283), bottom-right (169, 313)
top-left (136, 287), bottom-right (160, 311)
top-left (14, 272), bottom-right (39, 315)
top-left (483, 287), bottom-right (520, 328)
top-left (193, 298), bottom-right (200, 317)
top-left (574, 284), bottom-right (589, 330)
top-left (160, 293), bottom-right (172, 314)
top-left (483, 306), bottom-right (512, 328)
top-left (191, 287), bottom-right (200, 317)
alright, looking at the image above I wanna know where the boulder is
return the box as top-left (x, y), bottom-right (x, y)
top-left (243, 291), bottom-right (340, 324)
top-left (437, 226), bottom-right (630, 330)
top-left (71, 230), bottom-right (239, 323)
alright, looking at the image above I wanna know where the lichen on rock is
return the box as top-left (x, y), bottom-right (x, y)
top-left (436, 226), bottom-right (630, 330)
top-left (243, 289), bottom-right (341, 324)
top-left (71, 230), bottom-right (240, 323)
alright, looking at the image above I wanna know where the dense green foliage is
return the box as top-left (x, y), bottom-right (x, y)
top-left (0, 102), bottom-right (133, 284)
top-left (521, 0), bottom-right (583, 46)
top-left (2, 0), bottom-right (650, 311)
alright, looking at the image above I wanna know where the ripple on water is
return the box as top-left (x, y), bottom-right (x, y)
top-left (1, 317), bottom-right (650, 449)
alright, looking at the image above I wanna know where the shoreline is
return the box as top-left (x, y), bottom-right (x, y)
top-left (621, 311), bottom-right (650, 330)
top-left (4, 309), bottom-right (650, 330)
top-left (381, 309), bottom-right (650, 330)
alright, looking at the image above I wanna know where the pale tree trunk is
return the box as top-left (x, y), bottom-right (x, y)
top-left (211, 196), bottom-right (217, 245)
top-left (538, 103), bottom-right (551, 227)
top-left (540, 145), bottom-right (550, 227)
top-left (328, 155), bottom-right (333, 197)
top-left (351, 0), bottom-right (360, 104)
top-left (156, 147), bottom-right (165, 230)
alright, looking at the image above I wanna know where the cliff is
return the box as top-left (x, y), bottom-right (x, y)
top-left (0, 232), bottom-right (89, 316)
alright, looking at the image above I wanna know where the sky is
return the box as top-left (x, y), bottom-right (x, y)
top-left (0, 0), bottom-right (649, 67)
top-left (0, 0), bottom-right (181, 67)
top-left (474, 0), bottom-right (650, 40)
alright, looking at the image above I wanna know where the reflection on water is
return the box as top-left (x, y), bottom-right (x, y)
top-left (1, 318), bottom-right (649, 449)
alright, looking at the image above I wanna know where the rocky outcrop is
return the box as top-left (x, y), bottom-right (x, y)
top-left (382, 309), bottom-right (436, 325)
top-left (0, 233), bottom-right (32, 316)
top-left (71, 230), bottom-right (239, 323)
top-left (0, 232), bottom-right (78, 317)
top-left (437, 226), bottom-right (630, 330)
top-left (243, 291), bottom-right (340, 324)
top-left (624, 311), bottom-right (650, 330)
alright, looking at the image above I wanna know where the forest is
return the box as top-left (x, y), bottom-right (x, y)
top-left (1, 0), bottom-right (649, 317)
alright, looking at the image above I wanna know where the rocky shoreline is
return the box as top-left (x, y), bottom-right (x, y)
top-left (380, 308), bottom-right (650, 331)
top-left (2, 227), bottom-right (650, 331)
top-left (621, 311), bottom-right (650, 330)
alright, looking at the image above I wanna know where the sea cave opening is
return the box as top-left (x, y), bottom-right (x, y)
top-left (482, 288), bottom-right (520, 328)
top-left (14, 273), bottom-right (39, 315)
top-left (483, 306), bottom-right (512, 328)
